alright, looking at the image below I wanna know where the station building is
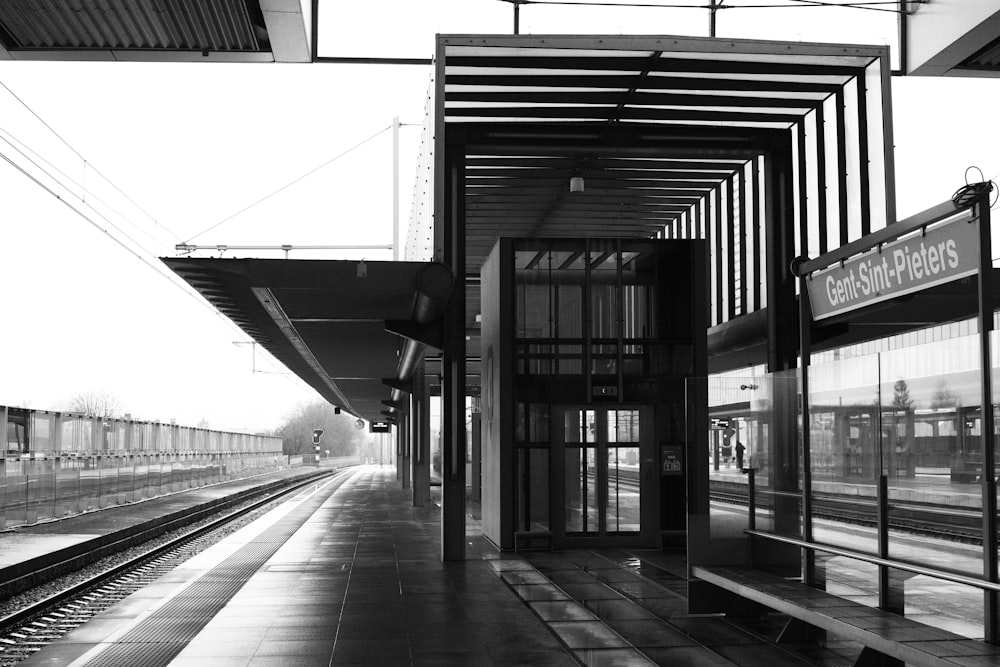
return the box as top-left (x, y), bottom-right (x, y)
top-left (5, 0), bottom-right (1000, 655)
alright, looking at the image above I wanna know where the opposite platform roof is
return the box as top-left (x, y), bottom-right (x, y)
top-left (0, 0), bottom-right (310, 62)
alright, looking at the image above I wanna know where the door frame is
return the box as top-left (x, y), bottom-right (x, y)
top-left (551, 403), bottom-right (656, 548)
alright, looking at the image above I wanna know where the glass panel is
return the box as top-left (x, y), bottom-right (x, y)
top-left (591, 282), bottom-right (618, 339)
top-left (2, 462), bottom-right (27, 528)
top-left (517, 448), bottom-right (550, 532)
top-left (55, 462), bottom-right (80, 517)
top-left (902, 571), bottom-right (984, 640)
top-left (555, 285), bottom-right (583, 339)
top-left (882, 334), bottom-right (983, 574)
top-left (32, 462), bottom-right (56, 523)
top-left (591, 344), bottom-right (617, 376)
top-left (755, 371), bottom-right (801, 537)
top-left (557, 344), bottom-right (584, 375)
top-left (565, 446), bottom-right (597, 534)
top-left (99, 457), bottom-right (118, 508)
top-left (517, 284), bottom-right (551, 338)
top-left (80, 458), bottom-right (99, 511)
top-left (607, 409), bottom-right (640, 534)
top-left (565, 409), bottom-right (598, 534)
top-left (607, 445), bottom-right (640, 533)
top-left (814, 552), bottom-right (879, 608)
top-left (809, 353), bottom-right (880, 555)
top-left (706, 376), bottom-right (766, 538)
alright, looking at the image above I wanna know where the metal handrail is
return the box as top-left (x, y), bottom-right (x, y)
top-left (745, 528), bottom-right (1000, 594)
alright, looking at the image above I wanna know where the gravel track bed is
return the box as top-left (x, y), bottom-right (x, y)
top-left (0, 483), bottom-right (304, 658)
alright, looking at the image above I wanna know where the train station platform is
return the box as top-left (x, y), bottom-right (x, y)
top-left (12, 465), bottom-right (868, 667)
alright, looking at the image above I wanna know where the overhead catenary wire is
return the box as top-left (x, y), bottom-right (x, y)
top-left (0, 123), bottom-right (170, 253)
top-left (0, 77), bottom-right (183, 243)
top-left (183, 124), bottom-right (394, 244)
top-left (503, 0), bottom-right (914, 13)
top-left (0, 143), bottom-right (303, 386)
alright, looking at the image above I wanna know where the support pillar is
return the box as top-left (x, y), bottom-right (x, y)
top-left (761, 147), bottom-right (802, 571)
top-left (441, 145), bottom-right (467, 561)
top-left (471, 409), bottom-right (481, 504)
top-left (412, 367), bottom-right (431, 507)
top-left (399, 410), bottom-right (411, 489)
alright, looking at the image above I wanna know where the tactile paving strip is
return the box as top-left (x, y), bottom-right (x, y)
top-left (84, 476), bottom-right (348, 667)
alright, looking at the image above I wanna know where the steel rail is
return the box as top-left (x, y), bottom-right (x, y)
top-left (0, 468), bottom-right (345, 639)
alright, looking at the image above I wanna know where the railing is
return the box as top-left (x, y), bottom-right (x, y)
top-left (742, 470), bottom-right (1000, 594)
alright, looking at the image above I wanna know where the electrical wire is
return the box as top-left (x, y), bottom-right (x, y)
top-left (511, 0), bottom-right (910, 12)
top-left (0, 78), bottom-right (183, 243)
top-left (960, 165), bottom-right (999, 210)
top-left (183, 124), bottom-right (393, 244)
top-left (0, 124), bottom-right (171, 253)
top-left (0, 143), bottom-right (303, 385)
top-left (0, 84), bottom-right (406, 394)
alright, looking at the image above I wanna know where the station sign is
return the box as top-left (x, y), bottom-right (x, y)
top-left (369, 421), bottom-right (391, 433)
top-left (806, 212), bottom-right (979, 321)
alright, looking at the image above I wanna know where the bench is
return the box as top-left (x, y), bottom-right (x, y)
top-left (691, 565), bottom-right (1000, 667)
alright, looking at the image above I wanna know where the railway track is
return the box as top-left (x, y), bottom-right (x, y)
top-left (0, 468), bottom-right (345, 666)
top-left (710, 488), bottom-right (983, 543)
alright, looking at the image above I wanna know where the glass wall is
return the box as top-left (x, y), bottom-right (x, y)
top-left (707, 371), bottom-right (798, 539)
top-left (808, 353), bottom-right (881, 555)
top-left (702, 325), bottom-right (1000, 638)
top-left (0, 406), bottom-right (287, 529)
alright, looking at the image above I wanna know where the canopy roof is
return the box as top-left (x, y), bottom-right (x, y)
top-left (162, 257), bottom-right (452, 419)
top-left (162, 35), bottom-right (898, 419)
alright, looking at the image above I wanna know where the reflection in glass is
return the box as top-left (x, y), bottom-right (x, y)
top-left (518, 448), bottom-right (550, 532)
top-left (607, 409), bottom-right (640, 533)
top-left (808, 354), bottom-right (880, 554)
top-left (607, 446), bottom-right (640, 533)
top-left (881, 335), bottom-right (984, 573)
top-left (566, 446), bottom-right (597, 534)
top-left (565, 408), bottom-right (598, 534)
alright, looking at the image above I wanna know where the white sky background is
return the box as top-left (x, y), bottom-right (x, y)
top-left (1, 0), bottom-right (1000, 434)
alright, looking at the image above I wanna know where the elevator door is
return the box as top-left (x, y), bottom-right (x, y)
top-left (561, 407), bottom-right (643, 538)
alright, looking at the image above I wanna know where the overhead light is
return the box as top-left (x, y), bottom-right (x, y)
top-left (569, 176), bottom-right (585, 193)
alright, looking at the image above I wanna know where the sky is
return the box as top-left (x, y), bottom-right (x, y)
top-left (1, 0), bottom-right (1000, 434)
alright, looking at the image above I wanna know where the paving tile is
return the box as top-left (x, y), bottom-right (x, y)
top-left (558, 582), bottom-right (624, 600)
top-left (547, 620), bottom-right (632, 649)
top-left (486, 646), bottom-right (580, 665)
top-left (712, 642), bottom-right (821, 667)
top-left (575, 647), bottom-right (658, 666)
top-left (584, 598), bottom-right (657, 622)
top-left (641, 645), bottom-right (739, 666)
top-left (609, 619), bottom-right (697, 648)
top-left (530, 599), bottom-right (599, 622)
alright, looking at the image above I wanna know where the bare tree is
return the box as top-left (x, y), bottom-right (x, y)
top-left (68, 391), bottom-right (124, 419)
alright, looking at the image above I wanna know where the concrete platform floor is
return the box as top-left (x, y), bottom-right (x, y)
top-left (15, 466), bottom-right (864, 666)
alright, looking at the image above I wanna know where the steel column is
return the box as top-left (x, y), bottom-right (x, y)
top-left (976, 192), bottom-right (998, 643)
top-left (441, 145), bottom-right (467, 561)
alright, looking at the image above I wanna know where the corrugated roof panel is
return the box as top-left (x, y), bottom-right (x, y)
top-left (0, 0), bottom-right (261, 51)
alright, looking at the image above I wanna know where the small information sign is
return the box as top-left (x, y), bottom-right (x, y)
top-left (369, 421), bottom-right (391, 433)
top-left (661, 445), bottom-right (683, 476)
